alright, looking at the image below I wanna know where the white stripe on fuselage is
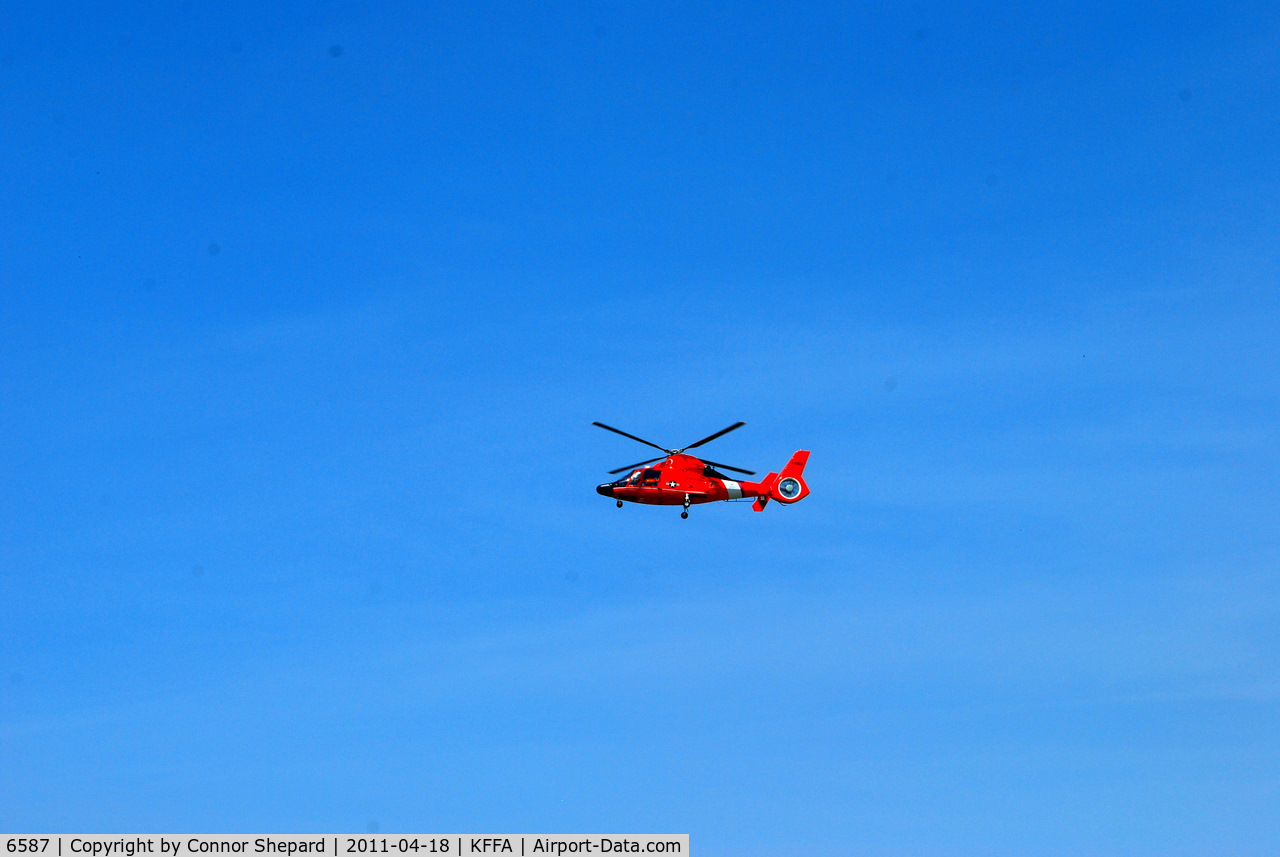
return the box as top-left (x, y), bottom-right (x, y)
top-left (723, 480), bottom-right (742, 500)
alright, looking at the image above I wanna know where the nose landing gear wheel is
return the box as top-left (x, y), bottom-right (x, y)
top-left (616, 500), bottom-right (623, 508)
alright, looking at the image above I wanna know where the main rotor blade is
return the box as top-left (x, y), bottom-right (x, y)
top-left (701, 459), bottom-right (756, 476)
top-left (608, 456), bottom-right (667, 475)
top-left (682, 421), bottom-right (746, 451)
top-left (592, 422), bottom-right (671, 454)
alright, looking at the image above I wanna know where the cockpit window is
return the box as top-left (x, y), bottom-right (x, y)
top-left (640, 469), bottom-right (662, 485)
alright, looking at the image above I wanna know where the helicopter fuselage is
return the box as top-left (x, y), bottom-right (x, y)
top-left (596, 454), bottom-right (748, 505)
top-left (596, 451), bottom-right (810, 511)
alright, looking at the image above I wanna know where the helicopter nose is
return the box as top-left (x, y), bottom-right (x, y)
top-left (596, 483), bottom-right (615, 497)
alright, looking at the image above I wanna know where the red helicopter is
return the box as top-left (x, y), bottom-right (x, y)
top-left (594, 421), bottom-right (810, 518)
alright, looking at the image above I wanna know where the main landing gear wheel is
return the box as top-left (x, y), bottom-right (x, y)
top-left (681, 511), bottom-right (689, 519)
top-left (616, 500), bottom-right (623, 508)
top-left (681, 494), bottom-right (691, 519)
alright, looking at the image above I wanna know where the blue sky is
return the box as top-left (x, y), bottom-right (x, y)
top-left (2, 0), bottom-right (1278, 853)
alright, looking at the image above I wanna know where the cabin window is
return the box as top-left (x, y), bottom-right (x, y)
top-left (640, 469), bottom-right (662, 485)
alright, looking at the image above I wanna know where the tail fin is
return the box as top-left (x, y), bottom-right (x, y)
top-left (770, 451), bottom-right (810, 503)
top-left (750, 452), bottom-right (811, 511)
